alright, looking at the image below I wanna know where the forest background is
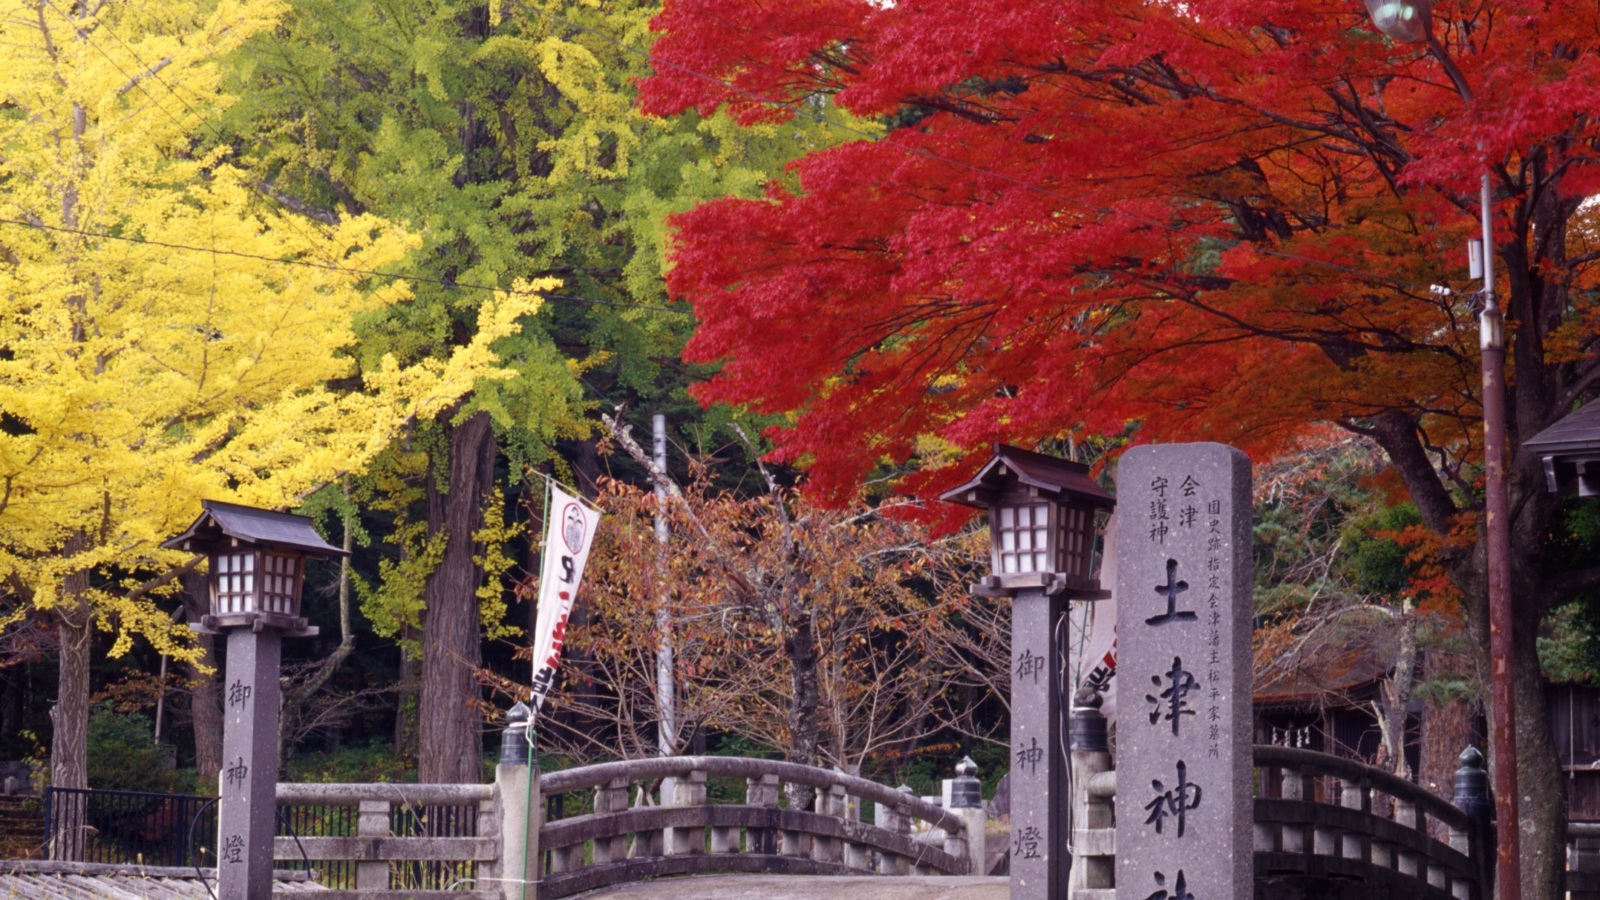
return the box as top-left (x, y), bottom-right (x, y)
top-left (1, 3), bottom-right (1599, 900)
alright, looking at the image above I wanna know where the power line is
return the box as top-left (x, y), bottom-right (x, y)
top-left (0, 216), bottom-right (687, 313)
top-left (503, 0), bottom-right (1443, 295)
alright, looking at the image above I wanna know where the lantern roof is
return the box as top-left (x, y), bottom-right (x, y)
top-left (940, 444), bottom-right (1116, 510)
top-left (1526, 402), bottom-right (1600, 457)
top-left (162, 500), bottom-right (348, 558)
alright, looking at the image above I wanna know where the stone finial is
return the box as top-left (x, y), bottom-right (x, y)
top-left (1458, 745), bottom-right (1484, 770)
top-left (500, 700), bottom-right (534, 765)
top-left (951, 756), bottom-right (983, 809)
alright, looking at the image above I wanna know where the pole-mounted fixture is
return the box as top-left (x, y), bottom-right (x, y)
top-left (163, 501), bottom-right (345, 900)
top-left (940, 444), bottom-right (1114, 900)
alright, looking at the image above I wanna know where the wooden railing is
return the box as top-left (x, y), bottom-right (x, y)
top-left (536, 756), bottom-right (979, 900)
top-left (1568, 821), bottom-right (1600, 900)
top-left (1252, 745), bottom-right (1483, 900)
top-left (273, 782), bottom-right (502, 900)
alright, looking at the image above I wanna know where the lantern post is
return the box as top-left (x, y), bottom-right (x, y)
top-left (164, 501), bottom-right (344, 900)
top-left (940, 445), bottom-right (1115, 900)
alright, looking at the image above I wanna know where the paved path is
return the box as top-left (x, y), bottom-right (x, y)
top-left (575, 875), bottom-right (1009, 900)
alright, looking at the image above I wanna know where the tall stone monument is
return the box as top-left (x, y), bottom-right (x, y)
top-left (1115, 444), bottom-right (1252, 900)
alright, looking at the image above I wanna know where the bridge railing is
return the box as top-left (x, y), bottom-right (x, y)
top-left (272, 782), bottom-right (500, 900)
top-left (1065, 699), bottom-right (1492, 900)
top-left (536, 755), bottom-right (980, 900)
top-left (1252, 745), bottom-right (1483, 900)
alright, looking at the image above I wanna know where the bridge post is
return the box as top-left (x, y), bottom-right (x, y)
top-left (496, 702), bottom-right (540, 900)
top-left (1452, 746), bottom-right (1494, 900)
top-left (1068, 689), bottom-right (1114, 898)
top-left (949, 757), bottom-right (987, 876)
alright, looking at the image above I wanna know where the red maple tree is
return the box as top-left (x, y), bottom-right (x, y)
top-left (641, 1), bottom-right (1600, 895)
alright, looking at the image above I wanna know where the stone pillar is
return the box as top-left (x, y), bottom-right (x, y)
top-left (496, 703), bottom-right (540, 900)
top-left (217, 628), bottom-right (283, 900)
top-left (1011, 587), bottom-right (1065, 900)
top-left (1115, 444), bottom-right (1252, 900)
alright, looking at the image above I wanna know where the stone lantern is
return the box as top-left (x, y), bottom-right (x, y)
top-left (939, 445), bottom-right (1115, 900)
top-left (942, 444), bottom-right (1115, 595)
top-left (1526, 402), bottom-right (1600, 497)
top-left (164, 501), bottom-right (344, 900)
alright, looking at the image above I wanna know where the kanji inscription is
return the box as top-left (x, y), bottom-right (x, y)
top-left (1117, 444), bottom-right (1251, 900)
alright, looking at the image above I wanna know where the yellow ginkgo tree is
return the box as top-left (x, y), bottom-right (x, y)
top-left (0, 0), bottom-right (550, 790)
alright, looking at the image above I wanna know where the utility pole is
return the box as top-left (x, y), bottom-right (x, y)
top-left (653, 413), bottom-right (677, 755)
top-left (1474, 165), bottom-right (1520, 900)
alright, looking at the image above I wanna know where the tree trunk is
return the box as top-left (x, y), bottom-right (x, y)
top-left (50, 569), bottom-right (91, 793)
top-left (180, 571), bottom-right (224, 784)
top-left (395, 634), bottom-right (420, 763)
top-left (1513, 613), bottom-right (1567, 900)
top-left (1458, 500), bottom-right (1566, 900)
top-left (418, 409), bottom-right (496, 784)
top-left (784, 610), bottom-right (821, 809)
top-left (48, 560), bottom-right (91, 860)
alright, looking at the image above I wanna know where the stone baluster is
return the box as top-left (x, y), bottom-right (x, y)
top-left (779, 781), bottom-right (813, 860)
top-left (476, 791), bottom-right (500, 895)
top-left (664, 769), bottom-right (706, 856)
top-left (708, 773), bottom-right (739, 857)
top-left (843, 789), bottom-right (873, 871)
top-left (746, 774), bottom-right (780, 856)
top-left (1393, 795), bottom-right (1419, 878)
top-left (1253, 765), bottom-right (1278, 855)
top-left (631, 783), bottom-right (663, 859)
top-left (874, 787), bottom-right (913, 875)
top-left (1281, 766), bottom-right (1314, 855)
top-left (592, 777), bottom-right (630, 865)
top-left (813, 783), bottom-right (848, 865)
top-left (1339, 777), bottom-right (1371, 864)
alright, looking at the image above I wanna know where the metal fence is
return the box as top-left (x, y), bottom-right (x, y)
top-left (42, 786), bottom-right (217, 868)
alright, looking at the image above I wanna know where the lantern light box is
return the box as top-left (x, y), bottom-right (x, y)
top-left (940, 444), bottom-right (1116, 595)
top-left (163, 500), bottom-right (346, 634)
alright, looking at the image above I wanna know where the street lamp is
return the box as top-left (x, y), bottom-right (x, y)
top-left (1362, 0), bottom-right (1430, 43)
top-left (1355, 7), bottom-right (1518, 900)
top-left (164, 501), bottom-right (344, 900)
top-left (940, 444), bottom-right (1114, 900)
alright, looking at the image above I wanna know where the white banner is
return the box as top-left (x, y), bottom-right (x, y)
top-left (529, 483), bottom-right (601, 718)
top-left (1069, 511), bottom-right (1117, 720)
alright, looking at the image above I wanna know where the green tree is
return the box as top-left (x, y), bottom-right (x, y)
top-left (217, 0), bottom-right (853, 779)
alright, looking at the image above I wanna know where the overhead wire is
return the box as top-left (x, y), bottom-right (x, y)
top-left (0, 216), bottom-right (685, 313)
top-left (5, 1), bottom-right (1455, 322)
top-left (8, 0), bottom-right (690, 317)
